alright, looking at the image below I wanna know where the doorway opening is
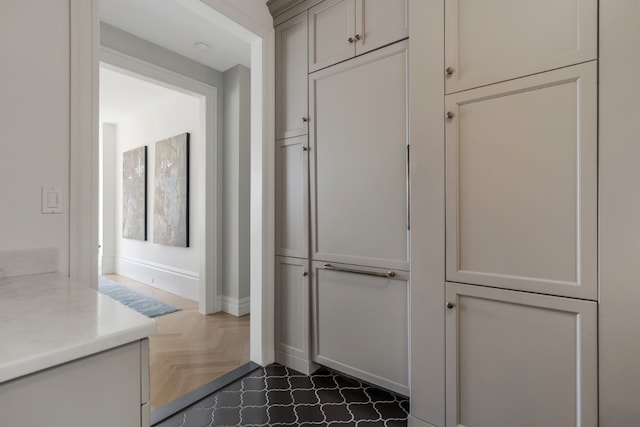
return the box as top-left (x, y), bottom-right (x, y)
top-left (95, 0), bottom-right (268, 414)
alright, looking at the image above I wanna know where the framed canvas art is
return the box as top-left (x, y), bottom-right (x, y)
top-left (153, 133), bottom-right (190, 247)
top-left (122, 146), bottom-right (147, 240)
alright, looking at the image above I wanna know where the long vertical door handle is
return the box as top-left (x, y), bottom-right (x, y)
top-left (406, 144), bottom-right (410, 230)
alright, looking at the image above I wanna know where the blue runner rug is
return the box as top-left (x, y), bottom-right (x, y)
top-left (98, 277), bottom-right (179, 318)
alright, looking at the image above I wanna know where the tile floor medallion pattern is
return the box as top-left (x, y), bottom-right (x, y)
top-left (154, 364), bottom-right (409, 427)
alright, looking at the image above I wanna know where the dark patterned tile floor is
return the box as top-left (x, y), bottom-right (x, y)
top-left (154, 364), bottom-right (409, 427)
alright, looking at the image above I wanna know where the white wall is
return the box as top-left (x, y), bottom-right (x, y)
top-left (0, 0), bottom-right (70, 275)
top-left (110, 87), bottom-right (202, 301)
top-left (223, 65), bottom-right (252, 315)
top-left (100, 123), bottom-right (117, 274)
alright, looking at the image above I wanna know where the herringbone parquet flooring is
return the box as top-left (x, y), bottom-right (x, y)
top-left (104, 275), bottom-right (250, 410)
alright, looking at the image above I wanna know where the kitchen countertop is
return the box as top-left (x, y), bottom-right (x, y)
top-left (0, 273), bottom-right (157, 384)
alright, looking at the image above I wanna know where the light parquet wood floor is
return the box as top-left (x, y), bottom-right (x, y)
top-left (104, 275), bottom-right (250, 410)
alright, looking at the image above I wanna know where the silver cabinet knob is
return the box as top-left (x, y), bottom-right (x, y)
top-left (446, 111), bottom-right (455, 119)
top-left (446, 302), bottom-right (455, 309)
top-left (348, 37), bottom-right (355, 43)
top-left (354, 34), bottom-right (361, 41)
top-left (303, 272), bottom-right (308, 277)
top-left (302, 116), bottom-right (308, 123)
top-left (446, 66), bottom-right (455, 75)
top-left (302, 146), bottom-right (308, 152)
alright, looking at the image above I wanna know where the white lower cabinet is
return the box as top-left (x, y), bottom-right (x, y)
top-left (275, 256), bottom-right (315, 374)
top-left (311, 261), bottom-right (409, 395)
top-left (445, 282), bottom-right (597, 427)
top-left (0, 340), bottom-right (149, 427)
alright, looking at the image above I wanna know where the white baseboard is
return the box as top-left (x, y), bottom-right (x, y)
top-left (408, 416), bottom-right (439, 427)
top-left (0, 248), bottom-right (58, 278)
top-left (275, 350), bottom-right (320, 376)
top-left (221, 295), bottom-right (250, 316)
top-left (115, 256), bottom-right (199, 302)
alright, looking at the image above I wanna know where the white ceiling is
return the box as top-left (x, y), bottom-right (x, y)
top-left (100, 0), bottom-right (251, 72)
top-left (100, 67), bottom-right (196, 123)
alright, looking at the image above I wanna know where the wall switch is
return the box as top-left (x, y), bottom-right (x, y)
top-left (41, 186), bottom-right (63, 214)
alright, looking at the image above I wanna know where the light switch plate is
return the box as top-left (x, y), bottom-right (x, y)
top-left (41, 186), bottom-right (63, 214)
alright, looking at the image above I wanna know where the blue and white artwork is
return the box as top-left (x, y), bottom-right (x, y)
top-left (122, 146), bottom-right (147, 240)
top-left (153, 133), bottom-right (189, 247)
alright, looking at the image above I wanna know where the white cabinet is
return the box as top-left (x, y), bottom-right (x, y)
top-left (275, 11), bottom-right (309, 140)
top-left (275, 256), bottom-right (314, 374)
top-left (445, 62), bottom-right (597, 300)
top-left (275, 135), bottom-right (309, 258)
top-left (309, 0), bottom-right (408, 72)
top-left (445, 282), bottom-right (597, 427)
top-left (312, 261), bottom-right (409, 395)
top-left (445, 0), bottom-right (597, 93)
top-left (310, 41), bottom-right (409, 271)
top-left (0, 340), bottom-right (150, 427)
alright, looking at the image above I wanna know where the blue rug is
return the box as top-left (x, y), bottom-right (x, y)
top-left (98, 277), bottom-right (179, 318)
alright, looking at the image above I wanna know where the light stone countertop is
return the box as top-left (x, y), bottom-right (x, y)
top-left (0, 273), bottom-right (157, 384)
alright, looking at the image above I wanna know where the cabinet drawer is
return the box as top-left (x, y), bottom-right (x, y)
top-left (312, 261), bottom-right (408, 395)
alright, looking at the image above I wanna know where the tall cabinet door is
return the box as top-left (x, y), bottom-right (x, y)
top-left (275, 11), bottom-right (309, 140)
top-left (309, 0), bottom-right (355, 72)
top-left (310, 41), bottom-right (409, 271)
top-left (355, 0), bottom-right (408, 55)
top-left (445, 0), bottom-right (597, 93)
top-left (445, 282), bottom-right (597, 427)
top-left (445, 62), bottom-right (597, 299)
top-left (275, 135), bottom-right (309, 258)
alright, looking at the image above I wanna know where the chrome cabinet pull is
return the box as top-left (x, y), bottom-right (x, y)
top-left (322, 263), bottom-right (396, 278)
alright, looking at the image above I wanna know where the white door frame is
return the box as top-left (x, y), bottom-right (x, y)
top-left (69, 0), bottom-right (277, 364)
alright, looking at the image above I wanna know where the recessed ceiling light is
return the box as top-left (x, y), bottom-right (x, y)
top-left (194, 42), bottom-right (209, 51)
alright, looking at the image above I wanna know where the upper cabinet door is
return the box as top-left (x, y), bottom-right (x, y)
top-left (309, 0), bottom-right (355, 73)
top-left (355, 0), bottom-right (408, 56)
top-left (310, 41), bottom-right (409, 271)
top-left (445, 62), bottom-right (597, 299)
top-left (275, 11), bottom-right (309, 140)
top-left (445, 0), bottom-right (597, 94)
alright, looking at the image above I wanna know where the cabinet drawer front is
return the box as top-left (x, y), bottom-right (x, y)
top-left (310, 41), bottom-right (409, 270)
top-left (312, 261), bottom-right (408, 395)
top-left (445, 282), bottom-right (597, 427)
top-left (445, 62), bottom-right (597, 299)
top-left (445, 0), bottom-right (597, 93)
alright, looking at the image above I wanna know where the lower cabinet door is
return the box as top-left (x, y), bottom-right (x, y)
top-left (312, 261), bottom-right (409, 395)
top-left (445, 282), bottom-right (597, 427)
top-left (275, 256), bottom-right (314, 374)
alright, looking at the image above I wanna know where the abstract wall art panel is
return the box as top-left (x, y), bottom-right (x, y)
top-left (153, 133), bottom-right (190, 247)
top-left (122, 146), bottom-right (147, 240)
